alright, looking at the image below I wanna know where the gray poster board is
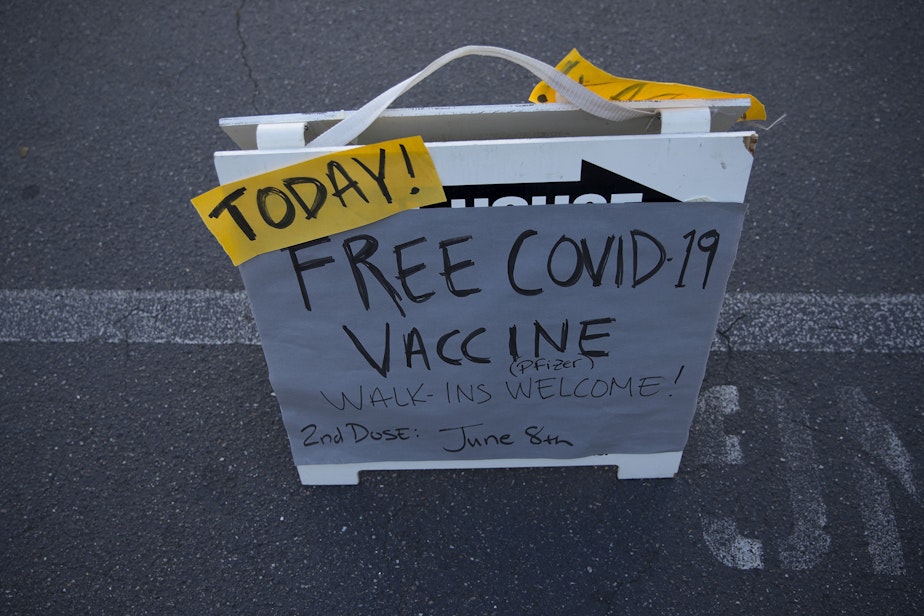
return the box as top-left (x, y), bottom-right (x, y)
top-left (239, 201), bottom-right (745, 468)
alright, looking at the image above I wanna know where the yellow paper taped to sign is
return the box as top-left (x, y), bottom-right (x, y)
top-left (530, 49), bottom-right (766, 122)
top-left (192, 136), bottom-right (445, 265)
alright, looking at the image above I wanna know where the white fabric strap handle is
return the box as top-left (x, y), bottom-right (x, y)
top-left (307, 45), bottom-right (656, 148)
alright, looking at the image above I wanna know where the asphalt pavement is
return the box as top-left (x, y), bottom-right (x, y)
top-left (1, 1), bottom-right (922, 614)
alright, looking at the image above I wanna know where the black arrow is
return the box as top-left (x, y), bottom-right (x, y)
top-left (425, 160), bottom-right (679, 208)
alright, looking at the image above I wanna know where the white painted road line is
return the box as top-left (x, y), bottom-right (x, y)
top-left (0, 289), bottom-right (921, 351)
top-left (693, 385), bottom-right (744, 466)
top-left (0, 289), bottom-right (259, 345)
top-left (716, 292), bottom-right (923, 353)
top-left (698, 384), bottom-right (918, 575)
top-left (839, 387), bottom-right (919, 500)
top-left (701, 515), bottom-right (764, 570)
top-left (855, 462), bottom-right (907, 576)
top-left (769, 388), bottom-right (831, 570)
top-left (839, 387), bottom-right (918, 575)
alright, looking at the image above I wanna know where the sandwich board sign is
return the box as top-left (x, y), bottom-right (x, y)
top-left (193, 47), bottom-right (758, 484)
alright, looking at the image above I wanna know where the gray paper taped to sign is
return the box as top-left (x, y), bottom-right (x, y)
top-left (239, 202), bottom-right (745, 466)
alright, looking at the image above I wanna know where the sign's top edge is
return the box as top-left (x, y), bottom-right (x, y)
top-left (218, 100), bottom-right (752, 127)
top-left (218, 101), bottom-right (753, 151)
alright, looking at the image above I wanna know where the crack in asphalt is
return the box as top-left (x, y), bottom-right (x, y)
top-left (236, 0), bottom-right (260, 114)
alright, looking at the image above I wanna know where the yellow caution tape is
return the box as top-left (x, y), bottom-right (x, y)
top-left (192, 136), bottom-right (445, 265)
top-left (530, 49), bottom-right (765, 121)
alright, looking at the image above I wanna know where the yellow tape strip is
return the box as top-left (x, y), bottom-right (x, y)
top-left (530, 49), bottom-right (766, 121)
top-left (192, 136), bottom-right (445, 265)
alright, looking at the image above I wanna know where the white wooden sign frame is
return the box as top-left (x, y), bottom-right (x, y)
top-left (211, 100), bottom-right (756, 484)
